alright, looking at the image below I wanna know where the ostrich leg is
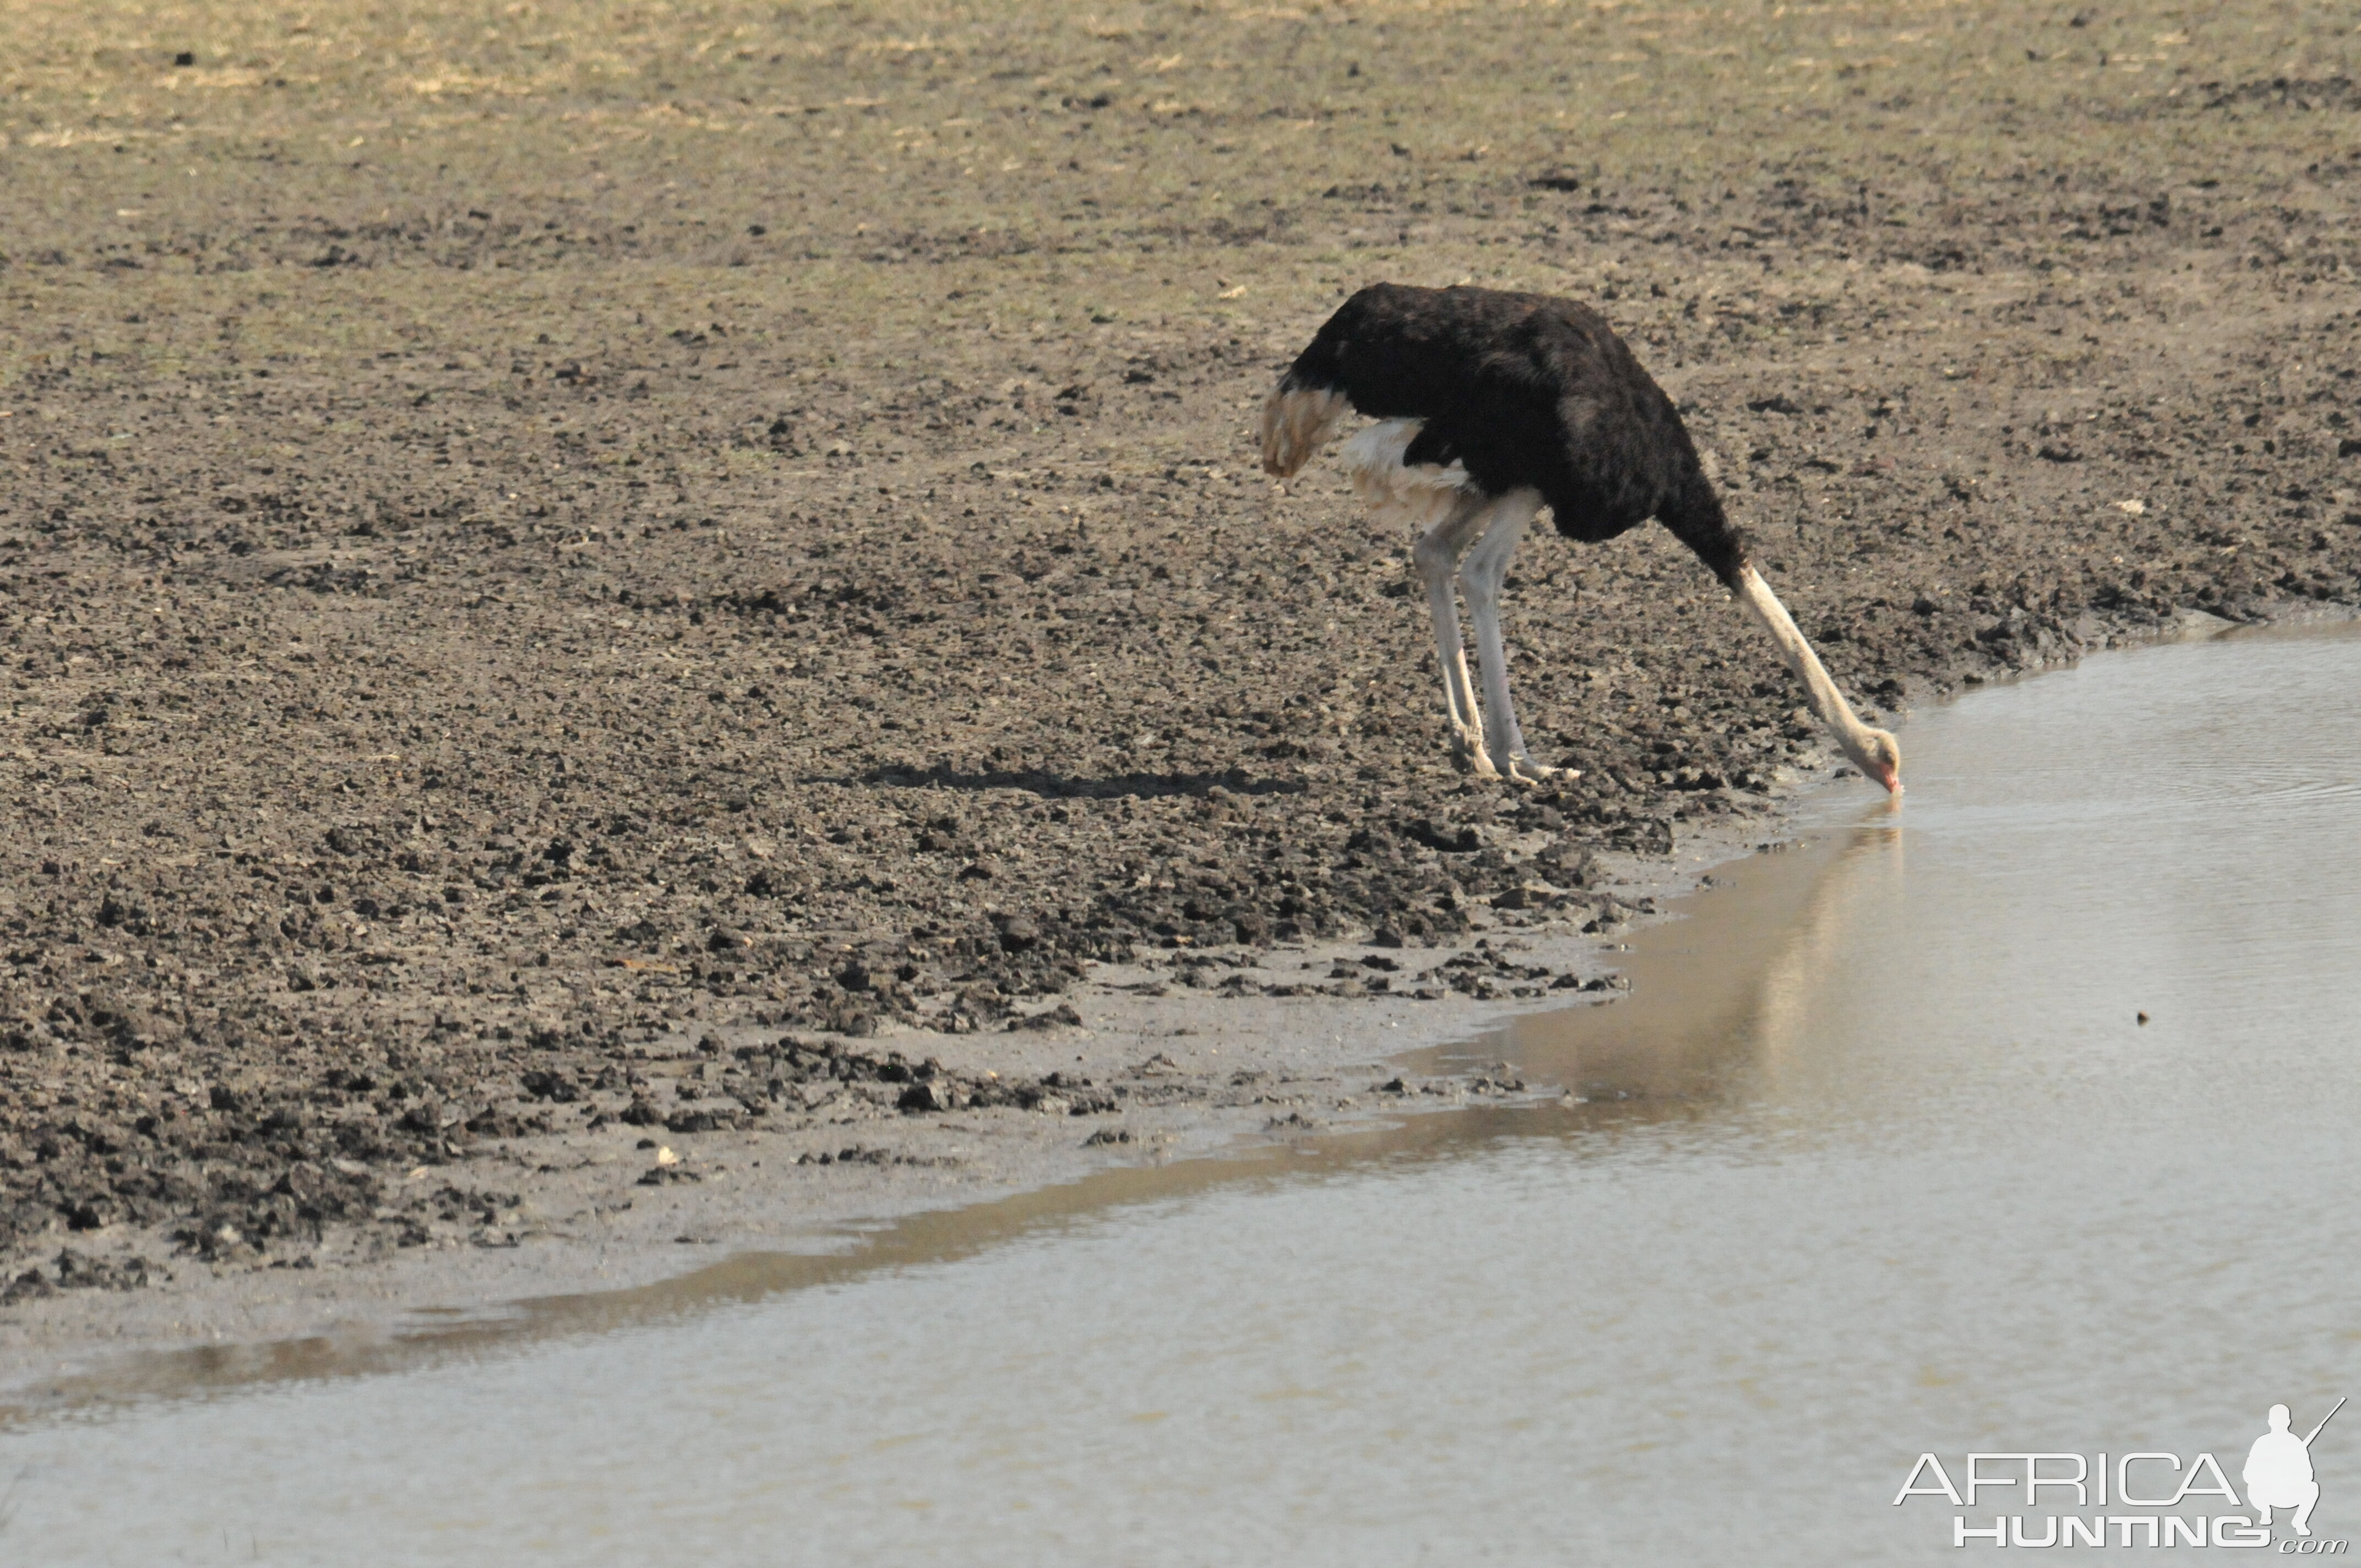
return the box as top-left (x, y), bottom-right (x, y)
top-left (1457, 488), bottom-right (1567, 785)
top-left (1409, 494), bottom-right (1494, 772)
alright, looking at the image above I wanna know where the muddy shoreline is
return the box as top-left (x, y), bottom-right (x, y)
top-left (6, 608), bottom-right (2323, 1389)
top-left (4, 2), bottom-right (2359, 1375)
top-left (0, 808), bottom-right (1770, 1389)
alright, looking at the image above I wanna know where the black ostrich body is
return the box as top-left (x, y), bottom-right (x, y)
top-left (1259, 283), bottom-right (1901, 793)
top-left (1274, 283), bottom-right (1743, 584)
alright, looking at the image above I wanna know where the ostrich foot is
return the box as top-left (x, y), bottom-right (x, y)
top-left (1502, 754), bottom-right (1576, 787)
top-left (1449, 727), bottom-right (1500, 778)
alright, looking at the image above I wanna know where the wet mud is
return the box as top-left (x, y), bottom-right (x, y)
top-left (1, 2), bottom-right (2358, 1334)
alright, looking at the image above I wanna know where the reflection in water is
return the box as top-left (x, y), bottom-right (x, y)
top-left (1491, 797), bottom-right (1907, 1116)
top-left (1753, 801), bottom-right (1906, 1095)
top-left (3, 620), bottom-right (2358, 1568)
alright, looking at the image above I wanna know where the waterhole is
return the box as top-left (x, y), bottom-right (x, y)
top-left (6, 620), bottom-right (2357, 1566)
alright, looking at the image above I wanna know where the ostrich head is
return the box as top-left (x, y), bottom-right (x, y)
top-left (1847, 727), bottom-right (1904, 795)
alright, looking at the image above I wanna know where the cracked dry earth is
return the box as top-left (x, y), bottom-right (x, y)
top-left (2, 0), bottom-right (2359, 1306)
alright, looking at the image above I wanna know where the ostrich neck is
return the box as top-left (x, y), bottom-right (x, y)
top-left (1732, 565), bottom-right (1881, 756)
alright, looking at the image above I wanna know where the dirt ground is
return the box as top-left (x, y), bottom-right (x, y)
top-left (1, 0), bottom-right (2357, 1329)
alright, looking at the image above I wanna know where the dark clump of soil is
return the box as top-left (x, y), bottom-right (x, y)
top-left (3, 1), bottom-right (2359, 1281)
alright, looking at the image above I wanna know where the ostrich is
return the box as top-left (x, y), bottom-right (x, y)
top-left (1260, 282), bottom-right (1901, 794)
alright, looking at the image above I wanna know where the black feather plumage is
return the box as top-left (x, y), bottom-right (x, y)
top-left (1275, 283), bottom-right (1747, 585)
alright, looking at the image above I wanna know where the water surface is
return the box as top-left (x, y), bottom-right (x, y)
top-left (6, 622), bottom-right (2359, 1565)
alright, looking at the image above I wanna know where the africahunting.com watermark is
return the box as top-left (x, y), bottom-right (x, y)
top-left (1897, 1401), bottom-right (2348, 1551)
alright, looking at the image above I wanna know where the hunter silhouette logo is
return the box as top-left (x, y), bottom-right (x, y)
top-left (2248, 1399), bottom-right (2343, 1539)
top-left (1895, 1397), bottom-right (2349, 1550)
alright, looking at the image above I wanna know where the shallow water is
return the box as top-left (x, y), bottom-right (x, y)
top-left (6, 622), bottom-right (2360, 1566)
